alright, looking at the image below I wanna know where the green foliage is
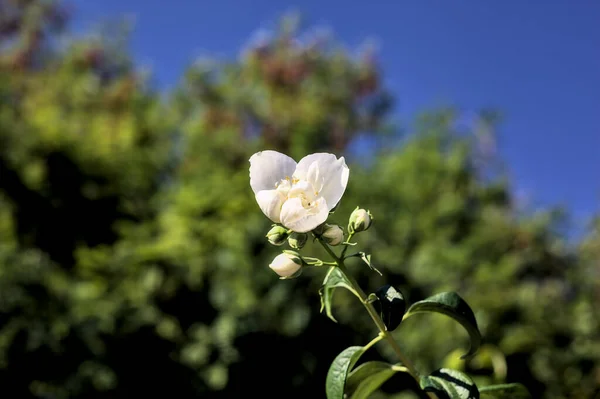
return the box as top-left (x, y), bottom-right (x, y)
top-left (420, 368), bottom-right (479, 399)
top-left (319, 266), bottom-right (358, 323)
top-left (0, 2), bottom-right (597, 398)
top-left (326, 346), bottom-right (365, 399)
top-left (346, 361), bottom-right (400, 399)
top-left (479, 383), bottom-right (532, 399)
top-left (403, 292), bottom-right (481, 359)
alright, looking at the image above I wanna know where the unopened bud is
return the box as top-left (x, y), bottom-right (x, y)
top-left (288, 232), bottom-right (308, 249)
top-left (312, 223), bottom-right (326, 235)
top-left (322, 224), bottom-right (344, 246)
top-left (348, 207), bottom-right (372, 233)
top-left (266, 225), bottom-right (290, 246)
top-left (269, 251), bottom-right (303, 278)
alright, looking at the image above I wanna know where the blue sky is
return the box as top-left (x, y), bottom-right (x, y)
top-left (71, 1), bottom-right (599, 233)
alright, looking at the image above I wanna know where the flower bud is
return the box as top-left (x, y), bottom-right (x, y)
top-left (312, 223), bottom-right (326, 235)
top-left (269, 252), bottom-right (303, 278)
top-left (266, 225), bottom-right (290, 246)
top-left (321, 224), bottom-right (344, 246)
top-left (348, 207), bottom-right (372, 233)
top-left (288, 232), bottom-right (308, 249)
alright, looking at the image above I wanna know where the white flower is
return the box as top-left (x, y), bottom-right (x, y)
top-left (269, 252), bottom-right (303, 277)
top-left (249, 150), bottom-right (349, 233)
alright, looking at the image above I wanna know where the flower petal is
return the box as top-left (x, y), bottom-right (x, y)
top-left (294, 153), bottom-right (349, 210)
top-left (287, 180), bottom-right (317, 202)
top-left (249, 150), bottom-right (297, 194)
top-left (269, 253), bottom-right (302, 277)
top-left (255, 189), bottom-right (286, 223)
top-left (280, 197), bottom-right (329, 233)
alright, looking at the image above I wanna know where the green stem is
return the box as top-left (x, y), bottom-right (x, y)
top-left (340, 231), bottom-right (355, 258)
top-left (363, 333), bottom-right (384, 352)
top-left (317, 238), bottom-right (437, 399)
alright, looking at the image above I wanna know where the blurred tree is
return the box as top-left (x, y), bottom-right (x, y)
top-left (0, 2), bottom-right (597, 398)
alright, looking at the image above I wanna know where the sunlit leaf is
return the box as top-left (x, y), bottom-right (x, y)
top-left (420, 368), bottom-right (479, 399)
top-left (325, 346), bottom-right (364, 399)
top-left (480, 383), bottom-right (532, 398)
top-left (319, 266), bottom-right (358, 323)
top-left (346, 361), bottom-right (401, 399)
top-left (404, 292), bottom-right (481, 358)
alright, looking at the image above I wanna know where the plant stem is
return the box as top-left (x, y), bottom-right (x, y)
top-left (340, 231), bottom-right (354, 258)
top-left (318, 238), bottom-right (437, 399)
top-left (363, 333), bottom-right (384, 352)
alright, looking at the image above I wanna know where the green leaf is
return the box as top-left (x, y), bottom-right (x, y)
top-left (319, 267), bottom-right (358, 322)
top-left (404, 292), bottom-right (481, 358)
top-left (420, 368), bottom-right (479, 399)
top-left (480, 383), bottom-right (532, 398)
top-left (358, 252), bottom-right (382, 276)
top-left (326, 346), bottom-right (364, 399)
top-left (346, 361), bottom-right (400, 399)
top-left (374, 285), bottom-right (406, 331)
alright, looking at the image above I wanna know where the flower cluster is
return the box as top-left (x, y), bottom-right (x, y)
top-left (249, 150), bottom-right (373, 278)
top-left (249, 150), bottom-right (349, 233)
